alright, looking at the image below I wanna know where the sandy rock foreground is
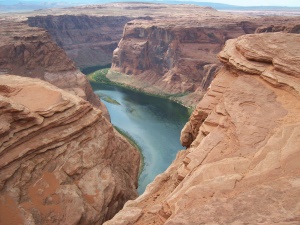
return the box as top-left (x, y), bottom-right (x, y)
top-left (106, 32), bottom-right (300, 225)
top-left (0, 75), bottom-right (140, 224)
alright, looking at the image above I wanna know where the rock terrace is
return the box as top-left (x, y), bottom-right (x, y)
top-left (0, 75), bottom-right (140, 225)
top-left (105, 32), bottom-right (300, 225)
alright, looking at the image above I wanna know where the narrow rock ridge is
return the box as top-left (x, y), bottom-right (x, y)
top-left (105, 33), bottom-right (300, 224)
top-left (0, 75), bottom-right (140, 224)
top-left (0, 19), bottom-right (109, 119)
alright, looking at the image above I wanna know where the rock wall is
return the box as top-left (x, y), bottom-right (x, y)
top-left (0, 75), bottom-right (140, 225)
top-left (24, 3), bottom-right (216, 71)
top-left (255, 24), bottom-right (300, 33)
top-left (0, 19), bottom-right (109, 118)
top-left (105, 33), bottom-right (300, 224)
top-left (27, 15), bottom-right (133, 68)
top-left (110, 18), bottom-right (242, 106)
top-left (110, 15), bottom-right (300, 107)
top-left (12, 3), bottom-right (299, 108)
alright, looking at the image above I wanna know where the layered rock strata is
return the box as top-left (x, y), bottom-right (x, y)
top-left (27, 15), bottom-right (133, 68)
top-left (0, 75), bottom-right (140, 224)
top-left (25, 3), bottom-right (215, 70)
top-left (18, 3), bottom-right (300, 107)
top-left (105, 33), bottom-right (300, 224)
top-left (109, 11), bottom-right (300, 107)
top-left (0, 19), bottom-right (109, 118)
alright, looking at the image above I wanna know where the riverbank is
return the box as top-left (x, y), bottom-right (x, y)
top-left (86, 76), bottom-right (190, 193)
top-left (113, 125), bottom-right (144, 176)
top-left (85, 67), bottom-right (194, 115)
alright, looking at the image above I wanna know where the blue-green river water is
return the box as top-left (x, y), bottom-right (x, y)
top-left (90, 82), bottom-right (190, 194)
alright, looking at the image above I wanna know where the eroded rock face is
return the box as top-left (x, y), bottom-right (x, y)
top-left (105, 33), bottom-right (300, 224)
top-left (27, 15), bottom-right (133, 68)
top-left (0, 19), bottom-right (110, 119)
top-left (110, 12), bottom-right (300, 107)
top-left (0, 75), bottom-right (140, 225)
top-left (255, 24), bottom-right (300, 33)
top-left (20, 3), bottom-right (300, 107)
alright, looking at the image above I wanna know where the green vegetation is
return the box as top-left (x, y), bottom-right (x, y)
top-left (87, 68), bottom-right (111, 83)
top-left (113, 126), bottom-right (144, 176)
top-left (85, 66), bottom-right (194, 115)
top-left (97, 93), bottom-right (121, 105)
top-left (80, 64), bottom-right (111, 75)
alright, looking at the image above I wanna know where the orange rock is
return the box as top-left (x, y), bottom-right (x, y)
top-left (0, 19), bottom-right (110, 120)
top-left (28, 15), bottom-right (133, 69)
top-left (106, 6), bottom-right (300, 107)
top-left (105, 33), bottom-right (300, 224)
top-left (0, 75), bottom-right (140, 224)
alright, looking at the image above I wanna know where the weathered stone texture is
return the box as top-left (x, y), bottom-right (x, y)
top-left (0, 75), bottom-right (140, 225)
top-left (105, 33), bottom-right (300, 225)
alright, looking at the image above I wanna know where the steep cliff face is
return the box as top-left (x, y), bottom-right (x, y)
top-left (25, 3), bottom-right (217, 73)
top-left (9, 3), bottom-right (298, 108)
top-left (0, 75), bottom-right (140, 224)
top-left (105, 33), bottom-right (300, 224)
top-left (110, 15), bottom-right (300, 107)
top-left (110, 18), bottom-right (236, 106)
top-left (27, 15), bottom-right (133, 68)
top-left (255, 24), bottom-right (300, 33)
top-left (0, 19), bottom-right (109, 118)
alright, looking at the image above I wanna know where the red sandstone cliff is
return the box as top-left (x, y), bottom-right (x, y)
top-left (105, 32), bottom-right (300, 224)
top-left (11, 3), bottom-right (298, 108)
top-left (0, 75), bottom-right (140, 224)
top-left (109, 12), bottom-right (300, 107)
top-left (27, 15), bottom-right (133, 68)
top-left (0, 19), bottom-right (109, 119)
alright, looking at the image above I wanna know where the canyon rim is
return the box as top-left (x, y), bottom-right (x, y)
top-left (106, 31), bottom-right (300, 225)
top-left (1, 2), bottom-right (300, 225)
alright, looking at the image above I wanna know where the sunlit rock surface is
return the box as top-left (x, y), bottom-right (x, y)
top-left (105, 33), bottom-right (300, 225)
top-left (0, 75), bottom-right (140, 224)
top-left (17, 2), bottom-right (300, 107)
top-left (0, 19), bottom-right (110, 119)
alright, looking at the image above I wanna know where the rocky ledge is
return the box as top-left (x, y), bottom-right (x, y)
top-left (109, 7), bottom-right (300, 107)
top-left (18, 3), bottom-right (300, 107)
top-left (0, 19), bottom-right (109, 118)
top-left (105, 32), bottom-right (300, 224)
top-left (0, 75), bottom-right (140, 224)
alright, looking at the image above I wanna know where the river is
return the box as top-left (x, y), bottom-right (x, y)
top-left (90, 82), bottom-right (190, 194)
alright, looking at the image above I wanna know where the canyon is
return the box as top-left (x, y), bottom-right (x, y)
top-left (105, 32), bottom-right (300, 225)
top-left (17, 2), bottom-right (300, 107)
top-left (27, 15), bottom-right (133, 69)
top-left (0, 75), bottom-right (140, 224)
top-left (0, 2), bottom-right (300, 225)
top-left (110, 13), bottom-right (300, 107)
top-left (0, 19), bottom-right (111, 119)
top-left (0, 7), bottom-right (142, 225)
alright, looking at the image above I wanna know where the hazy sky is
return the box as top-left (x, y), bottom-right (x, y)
top-left (198, 0), bottom-right (300, 6)
top-left (1, 0), bottom-right (300, 7)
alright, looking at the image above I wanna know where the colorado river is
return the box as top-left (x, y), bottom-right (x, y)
top-left (90, 82), bottom-right (190, 194)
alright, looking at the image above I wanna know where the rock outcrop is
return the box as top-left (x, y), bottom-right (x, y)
top-left (105, 33), bottom-right (300, 224)
top-left (26, 2), bottom-right (183, 69)
top-left (0, 19), bottom-right (109, 118)
top-left (27, 15), bottom-right (133, 68)
top-left (7, 3), bottom-right (297, 107)
top-left (0, 75), bottom-right (140, 224)
top-left (109, 10), bottom-right (300, 107)
top-left (255, 24), bottom-right (300, 33)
